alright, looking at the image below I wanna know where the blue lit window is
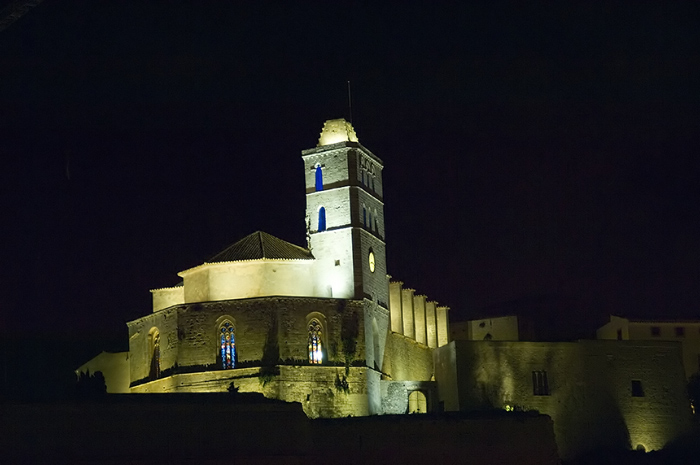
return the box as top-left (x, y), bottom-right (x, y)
top-left (220, 322), bottom-right (236, 369)
top-left (308, 319), bottom-right (323, 364)
top-left (315, 165), bottom-right (323, 191)
top-left (318, 207), bottom-right (326, 231)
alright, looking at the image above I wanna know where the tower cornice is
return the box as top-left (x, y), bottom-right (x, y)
top-left (301, 141), bottom-right (384, 166)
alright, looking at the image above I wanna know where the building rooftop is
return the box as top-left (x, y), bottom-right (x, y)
top-left (208, 231), bottom-right (314, 262)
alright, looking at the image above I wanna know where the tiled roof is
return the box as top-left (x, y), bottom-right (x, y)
top-left (208, 231), bottom-right (313, 262)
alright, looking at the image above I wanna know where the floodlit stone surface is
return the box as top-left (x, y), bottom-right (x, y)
top-left (317, 118), bottom-right (359, 146)
top-left (76, 119), bottom-right (692, 463)
top-left (598, 315), bottom-right (700, 378)
top-left (435, 339), bottom-right (692, 460)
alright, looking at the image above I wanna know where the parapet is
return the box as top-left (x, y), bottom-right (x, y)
top-left (318, 118), bottom-right (359, 146)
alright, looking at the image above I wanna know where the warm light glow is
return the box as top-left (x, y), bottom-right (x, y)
top-left (317, 119), bottom-right (359, 146)
top-left (308, 319), bottom-right (323, 364)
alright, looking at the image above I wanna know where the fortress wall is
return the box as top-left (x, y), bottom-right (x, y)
top-left (382, 332), bottom-right (433, 382)
top-left (435, 340), bottom-right (691, 460)
top-left (130, 366), bottom-right (370, 418)
top-left (380, 380), bottom-right (437, 415)
top-left (413, 295), bottom-right (427, 344)
top-left (425, 300), bottom-right (437, 347)
top-left (401, 288), bottom-right (415, 339)
top-left (389, 281), bottom-right (403, 334)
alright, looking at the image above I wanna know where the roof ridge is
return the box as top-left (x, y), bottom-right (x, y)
top-left (259, 231), bottom-right (265, 257)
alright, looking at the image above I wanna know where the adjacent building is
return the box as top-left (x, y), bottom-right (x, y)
top-left (78, 119), bottom-right (692, 460)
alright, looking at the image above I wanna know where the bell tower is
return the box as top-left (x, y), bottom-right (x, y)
top-left (301, 119), bottom-right (388, 307)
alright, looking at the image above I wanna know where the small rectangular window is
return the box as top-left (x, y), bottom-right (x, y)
top-left (650, 326), bottom-right (661, 337)
top-left (675, 326), bottom-right (685, 337)
top-left (631, 380), bottom-right (644, 397)
top-left (532, 370), bottom-right (550, 396)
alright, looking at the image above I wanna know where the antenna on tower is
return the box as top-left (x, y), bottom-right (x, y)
top-left (347, 80), bottom-right (353, 124)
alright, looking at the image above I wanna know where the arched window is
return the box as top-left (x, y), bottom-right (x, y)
top-left (408, 390), bottom-right (427, 414)
top-left (220, 322), bottom-right (236, 369)
top-left (318, 206), bottom-right (326, 232)
top-left (371, 177), bottom-right (375, 191)
top-left (308, 319), bottom-right (323, 364)
top-left (362, 206), bottom-right (367, 227)
top-left (361, 170), bottom-right (365, 186)
top-left (149, 328), bottom-right (160, 379)
top-left (315, 165), bottom-right (323, 191)
top-left (368, 211), bottom-right (373, 230)
top-left (374, 209), bottom-right (379, 232)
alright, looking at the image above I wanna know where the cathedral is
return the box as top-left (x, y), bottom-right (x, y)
top-left (80, 118), bottom-right (448, 418)
top-left (79, 119), bottom-right (692, 459)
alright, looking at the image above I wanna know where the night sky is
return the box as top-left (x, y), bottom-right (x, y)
top-left (1, 1), bottom-right (699, 365)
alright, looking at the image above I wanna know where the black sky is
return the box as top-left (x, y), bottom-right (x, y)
top-left (1, 1), bottom-right (699, 348)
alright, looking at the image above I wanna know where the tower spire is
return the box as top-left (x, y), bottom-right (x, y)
top-left (347, 80), bottom-right (353, 125)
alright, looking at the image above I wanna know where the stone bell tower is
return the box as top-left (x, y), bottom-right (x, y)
top-left (301, 119), bottom-right (388, 307)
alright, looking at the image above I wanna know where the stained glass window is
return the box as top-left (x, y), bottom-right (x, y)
top-left (220, 322), bottom-right (236, 369)
top-left (308, 319), bottom-right (323, 364)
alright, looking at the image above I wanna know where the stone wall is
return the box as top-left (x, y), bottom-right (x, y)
top-left (75, 351), bottom-right (130, 393)
top-left (307, 187), bottom-right (354, 232)
top-left (151, 285), bottom-right (184, 312)
top-left (127, 306), bottom-right (179, 384)
top-left (307, 228), bottom-right (356, 298)
top-left (179, 259), bottom-right (321, 303)
top-left (128, 297), bottom-right (367, 386)
top-left (355, 228), bottom-right (388, 305)
top-left (131, 365), bottom-right (371, 418)
top-left (435, 339), bottom-right (691, 460)
top-left (302, 145), bottom-right (351, 194)
top-left (380, 380), bottom-right (437, 414)
top-left (388, 280), bottom-right (450, 348)
top-left (598, 315), bottom-right (700, 378)
top-left (383, 332), bottom-right (434, 382)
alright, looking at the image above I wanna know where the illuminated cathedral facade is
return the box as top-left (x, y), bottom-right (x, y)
top-left (80, 119), bottom-right (448, 418)
top-left (79, 119), bottom-right (691, 459)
